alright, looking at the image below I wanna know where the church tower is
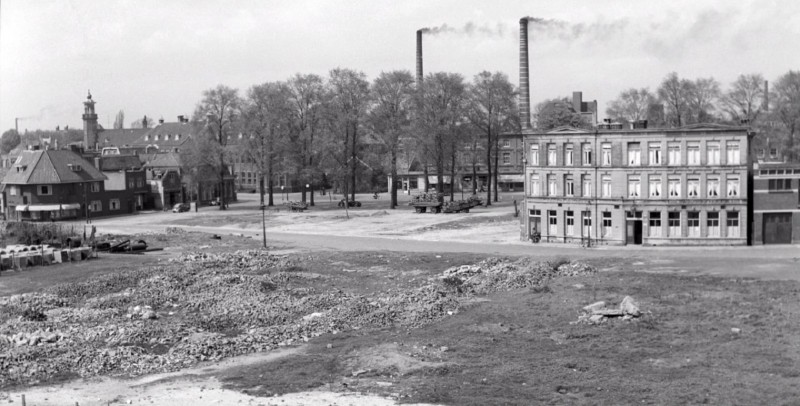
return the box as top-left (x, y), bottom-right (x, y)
top-left (82, 90), bottom-right (99, 150)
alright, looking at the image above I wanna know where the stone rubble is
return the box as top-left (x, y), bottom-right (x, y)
top-left (0, 251), bottom-right (596, 387)
top-left (573, 295), bottom-right (643, 325)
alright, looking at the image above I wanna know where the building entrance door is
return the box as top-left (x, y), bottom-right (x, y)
top-left (763, 213), bottom-right (792, 244)
top-left (626, 220), bottom-right (643, 244)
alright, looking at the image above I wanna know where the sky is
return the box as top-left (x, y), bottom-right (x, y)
top-left (1, 0), bottom-right (799, 133)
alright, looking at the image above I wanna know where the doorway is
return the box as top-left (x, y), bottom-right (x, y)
top-left (763, 213), bottom-right (792, 244)
top-left (626, 210), bottom-right (643, 245)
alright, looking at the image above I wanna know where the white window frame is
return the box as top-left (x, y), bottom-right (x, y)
top-left (502, 152), bottom-right (511, 165)
top-left (727, 211), bottom-right (740, 238)
top-left (565, 211), bottom-right (575, 236)
top-left (687, 212), bottom-right (700, 237)
top-left (649, 178), bottom-right (662, 198)
top-left (565, 145), bottom-right (574, 166)
top-left (110, 199), bottom-right (120, 211)
top-left (668, 212), bottom-right (681, 237)
top-left (582, 211), bottom-right (592, 237)
top-left (707, 212), bottom-right (720, 237)
top-left (548, 175), bottom-right (558, 196)
top-left (530, 174), bottom-right (540, 196)
top-left (503, 138), bottom-right (510, 148)
top-left (601, 143), bottom-right (611, 166)
top-left (628, 143), bottom-right (641, 166)
top-left (727, 178), bottom-right (740, 197)
top-left (530, 145), bottom-right (539, 166)
top-left (548, 210), bottom-right (558, 235)
top-left (582, 144), bottom-right (592, 166)
top-left (90, 182), bottom-right (100, 193)
top-left (601, 176), bottom-right (611, 198)
top-left (687, 178), bottom-right (700, 198)
top-left (565, 176), bottom-right (574, 197)
top-left (602, 212), bottom-right (612, 237)
top-left (582, 176), bottom-right (592, 197)
top-left (668, 178), bottom-right (681, 198)
top-left (9, 186), bottom-right (18, 196)
top-left (547, 145), bottom-right (557, 166)
top-left (90, 200), bottom-right (102, 212)
top-left (707, 142), bottom-right (721, 165)
top-left (726, 142), bottom-right (740, 165)
top-left (687, 144), bottom-right (700, 165)
top-left (628, 177), bottom-right (641, 198)
top-left (648, 143), bottom-right (662, 166)
top-left (668, 143), bottom-right (681, 166)
top-left (707, 178), bottom-right (720, 198)
top-left (649, 212), bottom-right (661, 237)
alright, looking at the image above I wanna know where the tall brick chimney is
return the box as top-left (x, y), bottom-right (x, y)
top-left (519, 18), bottom-right (531, 130)
top-left (416, 29), bottom-right (424, 86)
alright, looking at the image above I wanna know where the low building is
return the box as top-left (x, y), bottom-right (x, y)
top-left (521, 124), bottom-right (752, 246)
top-left (1, 149), bottom-right (107, 221)
top-left (96, 154), bottom-right (149, 213)
top-left (752, 162), bottom-right (800, 244)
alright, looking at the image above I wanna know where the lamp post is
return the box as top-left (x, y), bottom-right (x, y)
top-left (281, 185), bottom-right (285, 201)
top-left (305, 184), bottom-right (310, 205)
top-left (260, 203), bottom-right (267, 249)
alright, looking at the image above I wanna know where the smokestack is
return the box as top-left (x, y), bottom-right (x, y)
top-left (519, 18), bottom-right (531, 130)
top-left (416, 30), bottom-right (423, 86)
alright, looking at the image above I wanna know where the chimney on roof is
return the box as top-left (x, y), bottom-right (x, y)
top-left (159, 118), bottom-right (165, 124)
top-left (177, 115), bottom-right (184, 123)
top-left (94, 156), bottom-right (101, 170)
top-left (519, 18), bottom-right (531, 130)
top-left (572, 92), bottom-right (583, 112)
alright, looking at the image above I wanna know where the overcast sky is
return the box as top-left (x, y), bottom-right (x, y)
top-left (1, 0), bottom-right (798, 133)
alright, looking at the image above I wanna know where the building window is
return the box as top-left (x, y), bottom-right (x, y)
top-left (547, 144), bottom-right (557, 166)
top-left (668, 178), bottom-right (681, 198)
top-left (726, 142), bottom-right (740, 165)
top-left (548, 175), bottom-right (558, 196)
top-left (687, 211), bottom-right (700, 237)
top-left (648, 142), bottom-right (662, 166)
top-left (582, 143), bottom-right (592, 166)
top-left (530, 174), bottom-right (540, 196)
top-left (602, 175), bottom-right (611, 198)
top-left (668, 143), bottom-right (681, 166)
top-left (768, 178), bottom-right (792, 191)
top-left (548, 210), bottom-right (558, 235)
top-left (627, 142), bottom-right (641, 166)
top-left (628, 176), bottom-right (641, 198)
top-left (707, 178), bottom-right (720, 198)
top-left (502, 152), bottom-right (511, 165)
top-left (687, 143), bottom-right (700, 165)
top-left (582, 211), bottom-right (592, 236)
top-left (90, 182), bottom-right (100, 192)
top-left (601, 143), bottom-right (611, 166)
top-left (688, 178), bottom-right (700, 198)
top-left (530, 145), bottom-right (539, 166)
top-left (9, 186), bottom-right (18, 196)
top-left (90, 200), bottom-right (102, 212)
top-left (602, 212), bottom-right (612, 237)
top-left (707, 211), bottom-right (720, 237)
top-left (155, 134), bottom-right (160, 141)
top-left (565, 210), bottom-right (575, 236)
top-left (128, 179), bottom-right (135, 189)
top-left (582, 175), bottom-right (592, 197)
top-left (503, 138), bottom-right (510, 148)
top-left (137, 179), bottom-right (144, 188)
top-left (565, 176), bottom-right (574, 196)
top-left (668, 212), bottom-right (681, 237)
top-left (175, 134), bottom-right (181, 141)
top-left (727, 211), bottom-right (740, 237)
top-left (38, 185), bottom-right (52, 196)
top-left (110, 199), bottom-right (120, 210)
top-left (757, 149), bottom-right (765, 158)
top-left (727, 177), bottom-right (740, 197)
top-left (649, 177), bottom-right (662, 198)
top-left (565, 144), bottom-right (574, 166)
top-left (707, 142), bottom-right (721, 165)
top-left (144, 135), bottom-right (150, 141)
top-left (770, 148), bottom-right (778, 158)
top-left (649, 212), bottom-right (661, 237)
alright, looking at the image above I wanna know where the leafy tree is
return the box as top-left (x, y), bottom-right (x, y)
top-left (192, 85), bottom-right (242, 209)
top-left (773, 70), bottom-right (800, 162)
top-left (606, 88), bottom-right (655, 124)
top-left (466, 71), bottom-right (517, 205)
top-left (241, 81), bottom-right (292, 207)
top-left (113, 110), bottom-right (125, 129)
top-left (534, 97), bottom-right (586, 130)
top-left (722, 73), bottom-right (766, 125)
top-left (367, 70), bottom-right (415, 209)
top-left (325, 68), bottom-right (371, 202)
top-left (1, 129), bottom-right (21, 154)
top-left (657, 72), bottom-right (693, 127)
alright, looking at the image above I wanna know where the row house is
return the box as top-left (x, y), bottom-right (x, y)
top-left (521, 124), bottom-right (752, 246)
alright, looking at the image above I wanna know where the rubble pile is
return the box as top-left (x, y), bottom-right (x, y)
top-left (573, 296), bottom-right (643, 325)
top-left (0, 252), bottom-right (596, 387)
top-left (440, 258), bottom-right (597, 294)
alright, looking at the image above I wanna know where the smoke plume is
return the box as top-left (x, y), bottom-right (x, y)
top-left (522, 16), bottom-right (630, 42)
top-left (419, 22), bottom-right (507, 37)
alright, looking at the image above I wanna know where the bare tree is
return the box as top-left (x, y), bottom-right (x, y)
top-left (466, 71), bottom-right (517, 205)
top-left (606, 88), bottom-right (655, 123)
top-left (242, 81), bottom-right (291, 207)
top-left (773, 70), bottom-right (800, 162)
top-left (367, 70), bottom-right (415, 209)
top-left (286, 74), bottom-right (327, 206)
top-left (192, 85), bottom-right (242, 210)
top-left (686, 77), bottom-right (721, 123)
top-left (722, 74), bottom-right (766, 125)
top-left (326, 68), bottom-right (371, 202)
top-left (657, 72), bottom-right (693, 127)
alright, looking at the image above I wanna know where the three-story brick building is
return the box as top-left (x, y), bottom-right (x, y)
top-left (521, 124), bottom-right (752, 246)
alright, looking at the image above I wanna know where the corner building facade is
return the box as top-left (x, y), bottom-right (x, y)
top-left (521, 124), bottom-right (752, 246)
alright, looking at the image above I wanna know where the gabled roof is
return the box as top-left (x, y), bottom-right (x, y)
top-left (142, 152), bottom-right (182, 169)
top-left (99, 155), bottom-right (143, 171)
top-left (1, 150), bottom-right (107, 185)
top-left (97, 128), bottom-right (150, 147)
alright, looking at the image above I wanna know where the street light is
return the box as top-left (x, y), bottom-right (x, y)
top-left (281, 185), bottom-right (285, 201)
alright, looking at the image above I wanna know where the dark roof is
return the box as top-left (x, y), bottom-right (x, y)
top-left (141, 122), bottom-right (198, 147)
top-left (97, 128), bottom-right (150, 147)
top-left (142, 152), bottom-right (182, 169)
top-left (99, 155), bottom-right (143, 171)
top-left (1, 150), bottom-right (107, 185)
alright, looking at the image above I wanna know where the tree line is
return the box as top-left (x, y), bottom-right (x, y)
top-left (180, 69), bottom-right (519, 210)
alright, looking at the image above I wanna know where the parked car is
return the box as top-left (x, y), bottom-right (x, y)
top-left (172, 203), bottom-right (190, 213)
top-left (338, 199), bottom-right (362, 208)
